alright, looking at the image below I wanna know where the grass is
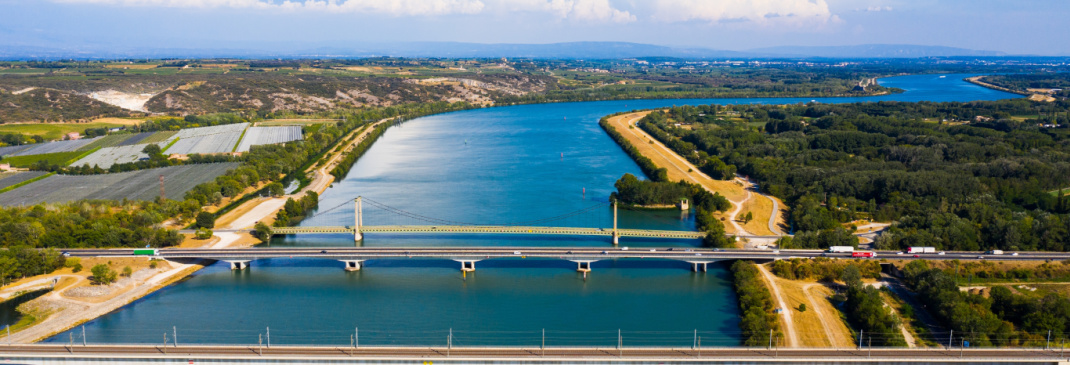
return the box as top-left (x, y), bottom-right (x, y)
top-left (233, 127), bottom-right (248, 152)
top-left (773, 276), bottom-right (856, 348)
top-left (139, 131), bottom-right (177, 144)
top-left (0, 121), bottom-right (134, 141)
top-left (1050, 188), bottom-right (1069, 197)
top-left (0, 151), bottom-right (87, 167)
top-left (739, 193), bottom-right (777, 236)
top-left (0, 172), bottom-right (53, 194)
top-left (160, 137), bottom-right (179, 153)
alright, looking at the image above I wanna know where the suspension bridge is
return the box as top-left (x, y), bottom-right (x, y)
top-left (271, 197), bottom-right (777, 243)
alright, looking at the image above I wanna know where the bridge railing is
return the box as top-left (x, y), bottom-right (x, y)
top-left (37, 327), bottom-right (1070, 350)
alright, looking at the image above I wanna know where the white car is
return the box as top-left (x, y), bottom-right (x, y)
top-left (896, 252), bottom-right (904, 255)
top-left (938, 252), bottom-right (946, 255)
top-left (649, 249), bottom-right (656, 252)
top-left (513, 251), bottom-right (521, 255)
top-left (977, 256), bottom-right (985, 259)
top-left (621, 247), bottom-right (629, 251)
top-left (772, 250), bottom-right (780, 254)
top-left (1012, 252), bottom-right (1019, 256)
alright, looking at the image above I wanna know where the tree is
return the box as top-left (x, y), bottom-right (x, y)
top-left (142, 144), bottom-right (162, 157)
top-left (195, 228), bottom-right (213, 240)
top-left (266, 182), bottom-right (285, 197)
top-left (121, 266), bottom-right (133, 277)
top-left (253, 222), bottom-right (273, 242)
top-left (90, 264), bottom-right (117, 285)
top-left (743, 212), bottom-right (754, 224)
top-left (196, 211), bottom-right (215, 229)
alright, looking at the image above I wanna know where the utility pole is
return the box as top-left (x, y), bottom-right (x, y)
top-left (769, 329), bottom-right (773, 349)
top-left (266, 327), bottom-right (270, 348)
top-left (612, 201), bottom-right (618, 245)
top-left (541, 329), bottom-right (545, 357)
top-left (858, 330), bottom-right (863, 350)
top-left (693, 329), bottom-right (697, 350)
top-left (948, 330), bottom-right (953, 350)
top-left (159, 175), bottom-right (165, 200)
top-left (82, 326), bottom-right (86, 346)
top-left (173, 326), bottom-right (177, 347)
top-left (355, 327), bottom-right (359, 349)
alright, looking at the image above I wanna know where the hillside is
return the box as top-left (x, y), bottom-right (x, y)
top-left (0, 88), bottom-right (138, 122)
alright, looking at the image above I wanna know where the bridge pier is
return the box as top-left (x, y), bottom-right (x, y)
top-left (341, 260), bottom-right (365, 272)
top-left (572, 261), bottom-right (594, 273)
top-left (226, 260), bottom-right (251, 270)
top-left (688, 262), bottom-right (709, 272)
top-left (455, 260), bottom-right (478, 272)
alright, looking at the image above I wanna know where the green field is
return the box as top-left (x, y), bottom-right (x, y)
top-left (0, 150), bottom-right (87, 167)
top-left (0, 122), bottom-right (129, 141)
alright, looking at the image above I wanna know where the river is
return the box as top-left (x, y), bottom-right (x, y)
top-left (45, 74), bottom-right (1018, 346)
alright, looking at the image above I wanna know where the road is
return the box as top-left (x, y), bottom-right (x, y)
top-left (1, 344), bottom-right (1068, 363)
top-left (60, 247), bottom-right (1070, 264)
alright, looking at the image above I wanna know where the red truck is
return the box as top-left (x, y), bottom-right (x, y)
top-left (851, 251), bottom-right (876, 258)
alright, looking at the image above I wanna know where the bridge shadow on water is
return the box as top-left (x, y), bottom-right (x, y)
top-left (223, 256), bottom-right (728, 272)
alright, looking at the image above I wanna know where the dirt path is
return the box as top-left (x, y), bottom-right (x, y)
top-left (756, 264), bottom-right (798, 347)
top-left (801, 284), bottom-right (838, 347)
top-left (606, 112), bottom-right (789, 237)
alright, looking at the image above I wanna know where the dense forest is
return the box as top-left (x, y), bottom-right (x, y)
top-left (730, 260), bottom-right (781, 346)
top-left (0, 200), bottom-right (190, 249)
top-left (637, 99), bottom-right (1070, 251)
top-left (982, 74), bottom-right (1070, 99)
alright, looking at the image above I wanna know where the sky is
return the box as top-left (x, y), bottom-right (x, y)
top-left (0, 0), bottom-right (1067, 55)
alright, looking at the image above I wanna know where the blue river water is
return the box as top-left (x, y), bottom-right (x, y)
top-left (45, 74), bottom-right (1018, 346)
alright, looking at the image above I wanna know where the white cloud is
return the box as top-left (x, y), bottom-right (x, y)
top-left (857, 5), bottom-right (892, 12)
top-left (494, 0), bottom-right (635, 22)
top-left (51, 0), bottom-right (487, 16)
top-left (651, 0), bottom-right (838, 27)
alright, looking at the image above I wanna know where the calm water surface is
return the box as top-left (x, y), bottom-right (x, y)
top-left (46, 74), bottom-right (1018, 346)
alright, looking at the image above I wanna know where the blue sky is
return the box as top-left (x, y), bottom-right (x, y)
top-left (1, 0), bottom-right (1067, 55)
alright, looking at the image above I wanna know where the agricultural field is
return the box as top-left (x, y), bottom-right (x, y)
top-left (138, 131), bottom-right (177, 144)
top-left (2, 137), bottom-right (100, 156)
top-left (236, 126), bottom-right (302, 152)
top-left (0, 171), bottom-right (47, 190)
top-left (115, 132), bottom-right (155, 146)
top-left (76, 133), bottom-right (135, 151)
top-left (0, 120), bottom-right (135, 140)
top-left (1, 150), bottom-right (89, 168)
top-left (164, 123), bottom-right (248, 154)
top-left (0, 163), bottom-right (239, 206)
top-left (69, 143), bottom-right (163, 168)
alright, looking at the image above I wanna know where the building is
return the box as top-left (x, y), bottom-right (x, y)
top-left (0, 163), bottom-right (11, 172)
top-left (65, 132), bottom-right (81, 140)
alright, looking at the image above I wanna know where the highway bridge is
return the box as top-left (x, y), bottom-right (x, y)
top-left (63, 247), bottom-right (1070, 272)
top-left (1, 344), bottom-right (1069, 364)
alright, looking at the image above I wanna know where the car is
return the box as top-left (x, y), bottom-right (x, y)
top-left (649, 249), bottom-right (656, 252)
top-left (685, 249), bottom-right (693, 252)
top-left (513, 251), bottom-right (522, 255)
top-left (320, 250), bottom-right (328, 254)
top-left (666, 248), bottom-right (674, 251)
top-left (695, 253), bottom-right (702, 256)
top-left (977, 256), bottom-right (985, 259)
top-left (566, 251), bottom-right (573, 254)
top-left (601, 251), bottom-right (608, 255)
top-left (913, 255), bottom-right (920, 258)
top-left (1012, 252), bottom-right (1019, 256)
top-left (621, 247), bottom-right (629, 251)
top-left (772, 250), bottom-right (780, 254)
top-left (938, 252), bottom-right (946, 255)
top-left (896, 252), bottom-right (904, 255)
top-left (713, 248), bottom-right (722, 252)
top-left (61, 251), bottom-right (70, 257)
top-left (598, 228), bottom-right (604, 231)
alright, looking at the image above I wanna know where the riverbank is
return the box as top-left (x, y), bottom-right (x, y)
top-left (965, 76), bottom-right (1031, 96)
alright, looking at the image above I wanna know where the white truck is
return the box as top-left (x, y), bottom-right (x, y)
top-left (828, 246), bottom-right (855, 253)
top-left (907, 247), bottom-right (936, 254)
top-left (987, 250), bottom-right (1004, 255)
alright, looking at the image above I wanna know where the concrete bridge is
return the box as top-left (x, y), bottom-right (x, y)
top-left (63, 247), bottom-right (1070, 272)
top-left (2, 344), bottom-right (1069, 364)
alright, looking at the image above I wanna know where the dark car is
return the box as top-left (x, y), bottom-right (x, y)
top-left (320, 250), bottom-right (328, 254)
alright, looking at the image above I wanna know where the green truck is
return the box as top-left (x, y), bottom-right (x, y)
top-left (133, 249), bottom-right (159, 256)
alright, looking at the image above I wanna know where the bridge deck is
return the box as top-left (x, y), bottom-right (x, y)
top-left (0, 344), bottom-right (1064, 363)
top-left (271, 225), bottom-right (723, 239)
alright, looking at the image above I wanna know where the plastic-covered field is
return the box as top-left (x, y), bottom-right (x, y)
top-left (0, 163), bottom-right (239, 206)
top-left (0, 145), bottom-right (31, 157)
top-left (0, 171), bottom-right (48, 190)
top-left (236, 126), bottom-right (303, 152)
top-left (4, 137), bottom-right (101, 157)
top-left (116, 132), bottom-right (155, 146)
top-left (164, 123), bottom-right (249, 155)
top-left (69, 143), bottom-right (165, 168)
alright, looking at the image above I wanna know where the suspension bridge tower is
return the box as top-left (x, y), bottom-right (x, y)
top-left (354, 197), bottom-right (363, 241)
top-left (612, 201), bottom-right (619, 245)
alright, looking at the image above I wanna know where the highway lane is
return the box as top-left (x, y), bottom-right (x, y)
top-left (1, 344), bottom-right (1068, 362)
top-left (59, 247), bottom-right (1070, 263)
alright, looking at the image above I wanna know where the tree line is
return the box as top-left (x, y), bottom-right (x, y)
top-left (638, 100), bottom-right (1070, 251)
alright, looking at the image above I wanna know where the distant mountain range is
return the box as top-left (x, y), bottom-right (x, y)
top-left (0, 42), bottom-right (1018, 60)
